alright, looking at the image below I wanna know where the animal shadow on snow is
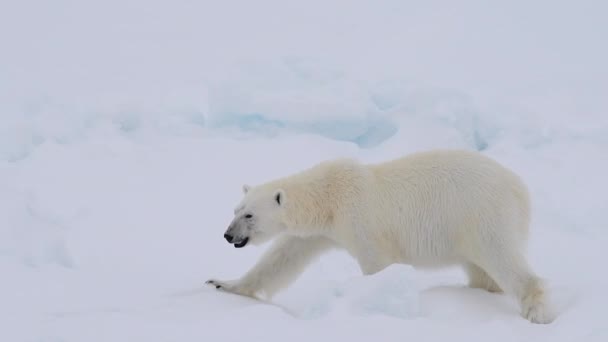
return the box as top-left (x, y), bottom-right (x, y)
top-left (419, 284), bottom-right (519, 321)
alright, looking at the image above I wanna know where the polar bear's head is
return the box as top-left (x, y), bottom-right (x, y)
top-left (223, 184), bottom-right (287, 248)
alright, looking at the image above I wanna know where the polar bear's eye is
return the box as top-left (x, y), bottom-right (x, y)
top-left (244, 214), bottom-right (253, 219)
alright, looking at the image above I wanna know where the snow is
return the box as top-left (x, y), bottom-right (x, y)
top-left (1, 0), bottom-right (608, 341)
top-left (287, 264), bottom-right (420, 320)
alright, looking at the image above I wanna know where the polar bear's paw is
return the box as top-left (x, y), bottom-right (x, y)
top-left (521, 283), bottom-right (556, 324)
top-left (522, 297), bottom-right (555, 324)
top-left (206, 279), bottom-right (237, 291)
top-left (206, 279), bottom-right (257, 298)
top-left (523, 302), bottom-right (554, 324)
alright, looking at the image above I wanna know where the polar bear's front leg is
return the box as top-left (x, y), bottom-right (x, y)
top-left (207, 235), bottom-right (334, 299)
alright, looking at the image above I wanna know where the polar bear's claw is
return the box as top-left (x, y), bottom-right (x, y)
top-left (205, 279), bottom-right (228, 290)
top-left (206, 279), bottom-right (252, 297)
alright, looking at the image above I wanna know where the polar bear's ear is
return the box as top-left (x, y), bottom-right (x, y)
top-left (242, 184), bottom-right (251, 194)
top-left (274, 189), bottom-right (285, 206)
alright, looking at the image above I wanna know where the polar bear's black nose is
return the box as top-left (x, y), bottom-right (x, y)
top-left (224, 233), bottom-right (234, 243)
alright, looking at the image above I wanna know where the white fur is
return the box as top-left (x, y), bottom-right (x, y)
top-left (207, 149), bottom-right (555, 324)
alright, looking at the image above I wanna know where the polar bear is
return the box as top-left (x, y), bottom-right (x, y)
top-left (206, 149), bottom-right (554, 324)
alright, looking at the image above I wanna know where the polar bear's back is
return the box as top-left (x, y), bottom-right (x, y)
top-left (364, 150), bottom-right (530, 264)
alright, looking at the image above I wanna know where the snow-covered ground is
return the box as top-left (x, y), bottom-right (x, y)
top-left (1, 1), bottom-right (607, 341)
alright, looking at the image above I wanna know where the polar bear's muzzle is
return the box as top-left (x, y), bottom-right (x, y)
top-left (224, 219), bottom-right (251, 248)
top-left (224, 232), bottom-right (249, 248)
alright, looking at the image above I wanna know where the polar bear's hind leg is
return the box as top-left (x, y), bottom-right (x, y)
top-left (470, 245), bottom-right (554, 324)
top-left (465, 263), bottom-right (503, 293)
